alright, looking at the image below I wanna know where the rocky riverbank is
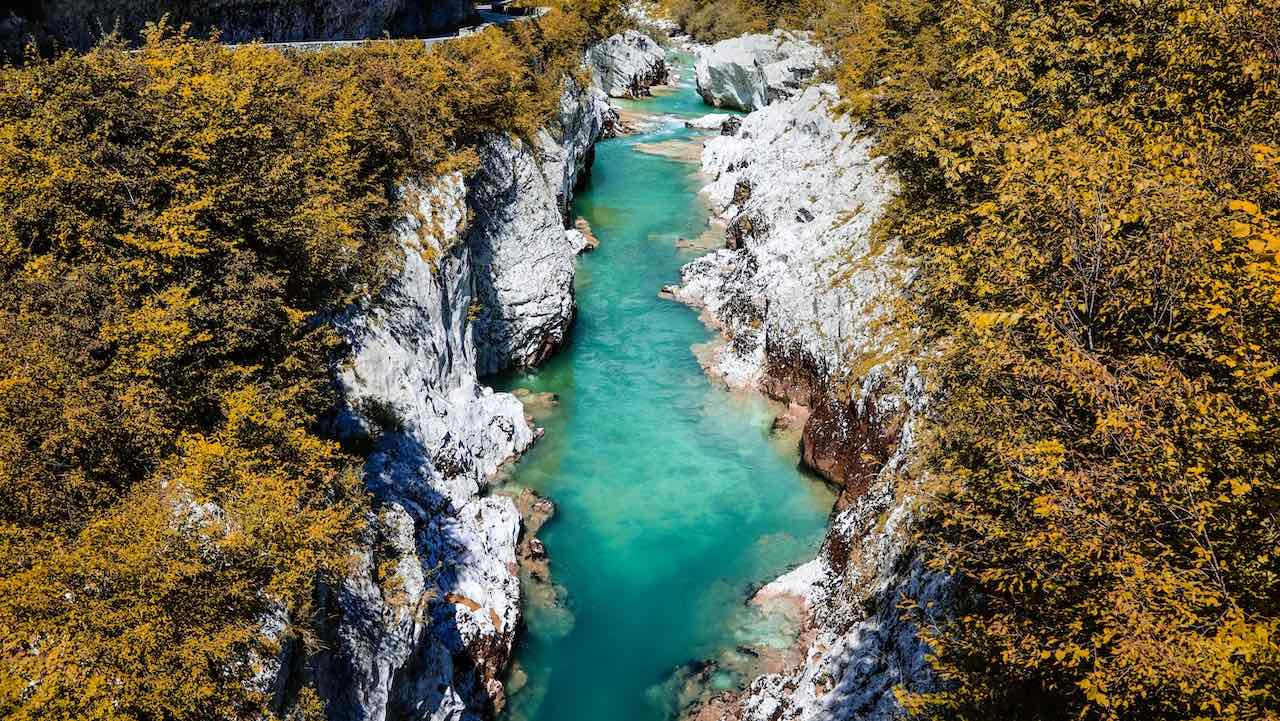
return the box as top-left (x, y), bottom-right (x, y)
top-left (668, 37), bottom-right (951, 721)
top-left (255, 32), bottom-right (669, 721)
top-left (588, 30), bottom-right (671, 99)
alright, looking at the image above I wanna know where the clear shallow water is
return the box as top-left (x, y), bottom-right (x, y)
top-left (495, 55), bottom-right (835, 721)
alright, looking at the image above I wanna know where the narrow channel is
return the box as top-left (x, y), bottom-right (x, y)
top-left (497, 54), bottom-right (835, 721)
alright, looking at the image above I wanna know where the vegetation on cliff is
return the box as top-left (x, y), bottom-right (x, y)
top-left (656, 0), bottom-right (804, 42)
top-left (825, 0), bottom-right (1279, 717)
top-left (0, 3), bottom-right (619, 718)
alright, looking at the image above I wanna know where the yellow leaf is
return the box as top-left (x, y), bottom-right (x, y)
top-left (1229, 199), bottom-right (1260, 216)
top-left (1032, 495), bottom-right (1057, 517)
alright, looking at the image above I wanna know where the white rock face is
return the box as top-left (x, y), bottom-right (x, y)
top-left (674, 85), bottom-right (950, 721)
top-left (536, 82), bottom-right (618, 218)
top-left (693, 30), bottom-right (830, 112)
top-left (271, 55), bottom-right (632, 720)
top-left (586, 29), bottom-right (670, 98)
top-left (312, 173), bottom-right (529, 721)
top-left (467, 80), bottom-right (613, 375)
top-left (672, 84), bottom-right (898, 390)
top-left (684, 112), bottom-right (734, 130)
top-left (467, 135), bottom-right (582, 375)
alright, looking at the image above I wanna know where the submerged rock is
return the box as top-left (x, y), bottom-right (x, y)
top-left (574, 216), bottom-right (601, 253)
top-left (587, 30), bottom-right (671, 98)
top-left (693, 30), bottom-right (830, 112)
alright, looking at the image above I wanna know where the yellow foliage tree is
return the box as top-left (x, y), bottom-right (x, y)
top-left (810, 0), bottom-right (1280, 717)
top-left (0, 4), bottom-right (621, 718)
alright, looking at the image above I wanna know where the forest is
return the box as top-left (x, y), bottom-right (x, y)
top-left (692, 0), bottom-right (1280, 716)
top-left (674, 0), bottom-right (1278, 715)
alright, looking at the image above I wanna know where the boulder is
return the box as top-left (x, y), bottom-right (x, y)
top-left (685, 112), bottom-right (734, 130)
top-left (586, 29), bottom-right (671, 98)
top-left (693, 30), bottom-right (829, 112)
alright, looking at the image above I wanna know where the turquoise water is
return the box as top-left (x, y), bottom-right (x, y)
top-left (496, 55), bottom-right (834, 721)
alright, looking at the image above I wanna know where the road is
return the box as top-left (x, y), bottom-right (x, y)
top-left (225, 5), bottom-right (541, 53)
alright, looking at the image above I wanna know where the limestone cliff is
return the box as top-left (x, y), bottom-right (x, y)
top-left (586, 29), bottom-right (670, 98)
top-left (672, 83), bottom-right (950, 720)
top-left (264, 34), bottom-right (661, 721)
top-left (301, 170), bottom-right (532, 721)
top-left (469, 82), bottom-right (615, 374)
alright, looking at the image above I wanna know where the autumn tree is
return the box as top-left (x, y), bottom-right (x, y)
top-left (0, 3), bottom-right (616, 717)
top-left (804, 0), bottom-right (1280, 718)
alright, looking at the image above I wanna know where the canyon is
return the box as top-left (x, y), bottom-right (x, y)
top-left (3, 3), bottom-right (1270, 720)
top-left (295, 21), bottom-right (942, 721)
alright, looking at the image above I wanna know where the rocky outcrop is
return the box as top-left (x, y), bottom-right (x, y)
top-left (467, 80), bottom-right (613, 375)
top-left (265, 55), bottom-right (624, 721)
top-left (4, 0), bottom-right (471, 51)
top-left (693, 30), bottom-right (830, 112)
top-left (586, 30), bottom-right (671, 98)
top-left (685, 112), bottom-right (734, 131)
top-left (672, 84), bottom-right (950, 720)
top-left (535, 82), bottom-right (618, 219)
top-left (280, 172), bottom-right (528, 721)
top-left (671, 85), bottom-right (899, 396)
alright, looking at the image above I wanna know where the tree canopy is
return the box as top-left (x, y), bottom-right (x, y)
top-left (817, 0), bottom-right (1280, 717)
top-left (0, 5), bottom-right (616, 717)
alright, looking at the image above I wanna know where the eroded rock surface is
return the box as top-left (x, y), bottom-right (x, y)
top-left (261, 41), bottom-right (654, 718)
top-left (469, 80), bottom-right (614, 375)
top-left (693, 30), bottom-right (829, 112)
top-left (258, 171), bottom-right (523, 721)
top-left (587, 29), bottom-right (671, 98)
top-left (685, 112), bottom-right (735, 131)
top-left (673, 84), bottom-right (951, 721)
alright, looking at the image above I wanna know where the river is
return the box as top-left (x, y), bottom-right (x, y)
top-left (496, 53), bottom-right (834, 721)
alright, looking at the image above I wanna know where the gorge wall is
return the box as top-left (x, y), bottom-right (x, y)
top-left (672, 37), bottom-right (950, 721)
top-left (259, 34), bottom-right (664, 721)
